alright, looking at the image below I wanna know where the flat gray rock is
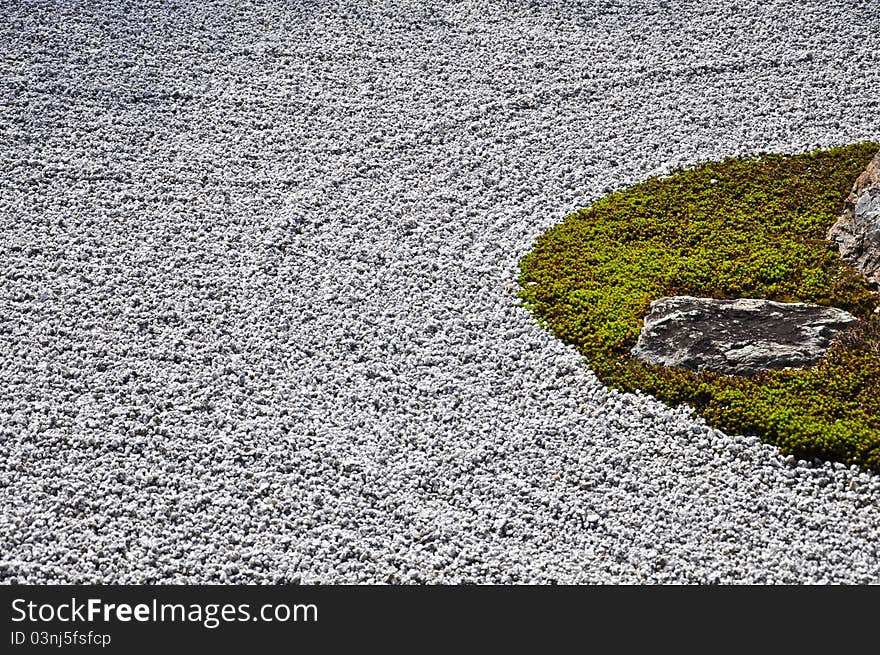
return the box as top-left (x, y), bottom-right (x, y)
top-left (828, 152), bottom-right (880, 285)
top-left (631, 296), bottom-right (857, 375)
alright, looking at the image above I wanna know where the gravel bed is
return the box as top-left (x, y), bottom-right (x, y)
top-left (2, 0), bottom-right (880, 583)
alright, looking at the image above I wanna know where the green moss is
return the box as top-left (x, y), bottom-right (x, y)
top-left (519, 142), bottom-right (880, 471)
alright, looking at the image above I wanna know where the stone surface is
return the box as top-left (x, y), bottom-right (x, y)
top-left (828, 152), bottom-right (880, 285)
top-left (631, 296), bottom-right (857, 375)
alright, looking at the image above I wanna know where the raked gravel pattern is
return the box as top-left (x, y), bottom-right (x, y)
top-left (2, 0), bottom-right (880, 584)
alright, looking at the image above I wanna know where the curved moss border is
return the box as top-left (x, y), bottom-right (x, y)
top-left (519, 142), bottom-right (880, 471)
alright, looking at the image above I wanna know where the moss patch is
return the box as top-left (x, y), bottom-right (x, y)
top-left (519, 142), bottom-right (880, 471)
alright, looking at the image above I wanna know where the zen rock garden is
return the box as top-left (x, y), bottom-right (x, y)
top-left (521, 143), bottom-right (880, 471)
top-left (631, 151), bottom-right (880, 377)
top-left (7, 0), bottom-right (880, 587)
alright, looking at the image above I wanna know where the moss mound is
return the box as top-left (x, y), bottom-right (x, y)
top-left (519, 142), bottom-right (880, 471)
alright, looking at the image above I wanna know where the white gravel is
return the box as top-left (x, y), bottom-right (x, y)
top-left (2, 0), bottom-right (880, 584)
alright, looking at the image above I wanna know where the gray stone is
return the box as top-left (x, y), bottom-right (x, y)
top-left (631, 296), bottom-right (857, 376)
top-left (828, 152), bottom-right (880, 285)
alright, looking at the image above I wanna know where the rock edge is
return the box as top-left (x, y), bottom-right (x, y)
top-left (828, 152), bottom-right (880, 285)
